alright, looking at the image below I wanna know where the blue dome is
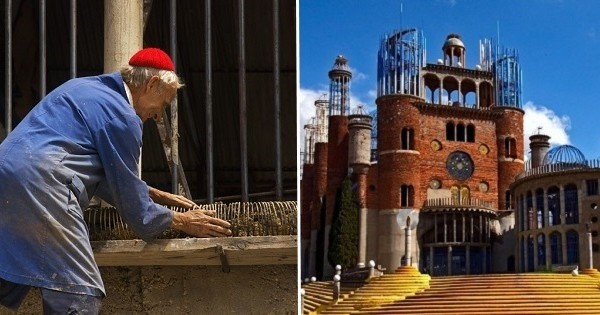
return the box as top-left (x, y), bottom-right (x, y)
top-left (542, 144), bottom-right (586, 165)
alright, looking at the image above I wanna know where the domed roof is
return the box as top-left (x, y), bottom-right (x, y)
top-left (443, 34), bottom-right (465, 49)
top-left (542, 144), bottom-right (586, 165)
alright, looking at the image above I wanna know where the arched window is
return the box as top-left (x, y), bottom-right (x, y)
top-left (446, 122), bottom-right (455, 141)
top-left (451, 186), bottom-right (459, 204)
top-left (504, 137), bottom-right (517, 158)
top-left (401, 128), bottom-right (414, 150)
top-left (401, 184), bottom-right (414, 207)
top-left (564, 184), bottom-right (579, 224)
top-left (460, 186), bottom-right (470, 205)
top-left (537, 233), bottom-right (546, 266)
top-left (456, 123), bottom-right (465, 142)
top-left (536, 188), bottom-right (544, 228)
top-left (547, 186), bottom-right (560, 226)
top-left (550, 231), bottom-right (562, 265)
top-left (466, 124), bottom-right (475, 142)
top-left (566, 230), bottom-right (579, 264)
top-left (526, 191), bottom-right (533, 230)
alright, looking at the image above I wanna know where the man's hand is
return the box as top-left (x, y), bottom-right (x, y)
top-left (149, 186), bottom-right (197, 209)
top-left (171, 209), bottom-right (232, 237)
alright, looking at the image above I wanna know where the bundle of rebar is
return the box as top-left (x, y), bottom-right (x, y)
top-left (84, 201), bottom-right (297, 241)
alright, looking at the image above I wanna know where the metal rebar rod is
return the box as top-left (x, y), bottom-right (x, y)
top-left (170, 0), bottom-right (179, 195)
top-left (70, 0), bottom-right (77, 79)
top-left (5, 0), bottom-right (12, 136)
top-left (205, 0), bottom-right (214, 203)
top-left (238, 0), bottom-right (248, 202)
top-left (39, 0), bottom-right (46, 97)
top-left (273, 0), bottom-right (282, 200)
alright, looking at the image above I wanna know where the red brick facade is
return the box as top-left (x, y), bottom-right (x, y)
top-left (325, 116), bottom-right (349, 225)
top-left (310, 143), bottom-right (328, 231)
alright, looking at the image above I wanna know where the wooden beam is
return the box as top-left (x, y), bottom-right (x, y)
top-left (92, 235), bottom-right (297, 266)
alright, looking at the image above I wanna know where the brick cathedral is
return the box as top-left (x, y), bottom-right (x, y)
top-left (301, 30), bottom-right (524, 279)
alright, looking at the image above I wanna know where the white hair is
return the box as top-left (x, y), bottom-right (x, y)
top-left (119, 65), bottom-right (184, 90)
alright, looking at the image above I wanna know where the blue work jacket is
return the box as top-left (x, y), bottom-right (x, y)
top-left (0, 72), bottom-right (173, 297)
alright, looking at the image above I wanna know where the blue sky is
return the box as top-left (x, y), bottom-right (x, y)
top-left (299, 0), bottom-right (600, 160)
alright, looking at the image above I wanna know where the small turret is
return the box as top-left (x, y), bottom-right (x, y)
top-left (443, 34), bottom-right (465, 67)
top-left (529, 133), bottom-right (550, 168)
top-left (348, 105), bottom-right (372, 174)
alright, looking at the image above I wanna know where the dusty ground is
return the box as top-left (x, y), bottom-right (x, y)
top-left (1, 265), bottom-right (297, 314)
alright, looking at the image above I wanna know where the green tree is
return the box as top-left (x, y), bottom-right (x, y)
top-left (328, 177), bottom-right (359, 270)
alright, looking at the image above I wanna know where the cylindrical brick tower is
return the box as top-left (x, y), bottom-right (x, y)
top-left (300, 163), bottom-right (314, 278)
top-left (307, 99), bottom-right (329, 279)
top-left (495, 107), bottom-right (525, 210)
top-left (376, 94), bottom-right (423, 271)
top-left (348, 106), bottom-right (372, 267)
top-left (323, 55), bottom-right (352, 277)
top-left (300, 120), bottom-right (316, 279)
top-left (529, 133), bottom-right (551, 169)
top-left (309, 142), bottom-right (328, 278)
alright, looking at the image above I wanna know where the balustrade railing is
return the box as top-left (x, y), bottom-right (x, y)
top-left (423, 197), bottom-right (495, 209)
top-left (517, 159), bottom-right (600, 180)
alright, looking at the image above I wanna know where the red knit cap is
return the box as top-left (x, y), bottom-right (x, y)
top-left (128, 48), bottom-right (175, 71)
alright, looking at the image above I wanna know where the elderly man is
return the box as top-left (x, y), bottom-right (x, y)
top-left (0, 48), bottom-right (231, 313)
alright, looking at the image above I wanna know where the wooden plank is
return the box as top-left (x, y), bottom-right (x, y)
top-left (91, 235), bottom-right (297, 266)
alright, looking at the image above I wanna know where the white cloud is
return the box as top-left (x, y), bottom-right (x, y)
top-left (298, 87), bottom-right (327, 130)
top-left (298, 87), bottom-right (370, 156)
top-left (349, 66), bottom-right (368, 82)
top-left (523, 101), bottom-right (571, 157)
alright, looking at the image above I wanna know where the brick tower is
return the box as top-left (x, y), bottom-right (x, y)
top-left (371, 31), bottom-right (524, 274)
top-left (301, 30), bottom-right (524, 280)
top-left (322, 56), bottom-right (352, 277)
top-left (347, 105), bottom-right (372, 267)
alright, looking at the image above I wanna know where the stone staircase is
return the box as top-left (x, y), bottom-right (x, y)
top-left (366, 272), bottom-right (600, 314)
top-left (302, 280), bottom-right (361, 314)
top-left (304, 270), bottom-right (600, 314)
top-left (303, 266), bottom-right (430, 314)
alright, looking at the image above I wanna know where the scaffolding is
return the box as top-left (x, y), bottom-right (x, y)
top-left (314, 98), bottom-right (329, 143)
top-left (494, 47), bottom-right (523, 108)
top-left (302, 118), bottom-right (316, 165)
top-left (479, 38), bottom-right (523, 108)
top-left (377, 28), bottom-right (426, 97)
top-left (328, 55), bottom-right (352, 116)
top-left (369, 108), bottom-right (378, 162)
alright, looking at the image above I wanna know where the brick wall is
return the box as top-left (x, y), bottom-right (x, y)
top-left (325, 116), bottom-right (349, 225)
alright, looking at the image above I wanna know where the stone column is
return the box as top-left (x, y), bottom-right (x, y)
top-left (405, 222), bottom-right (412, 266)
top-left (475, 83), bottom-right (480, 108)
top-left (104, 0), bottom-right (143, 176)
top-left (588, 223), bottom-right (593, 269)
top-left (559, 185), bottom-right (565, 224)
top-left (104, 0), bottom-right (143, 73)
top-left (448, 246), bottom-right (453, 275)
